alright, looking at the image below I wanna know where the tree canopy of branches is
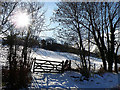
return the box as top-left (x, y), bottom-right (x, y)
top-left (80, 2), bottom-right (120, 72)
top-left (16, 2), bottom-right (46, 65)
top-left (53, 2), bottom-right (90, 78)
top-left (53, 2), bottom-right (120, 73)
top-left (0, 2), bottom-right (17, 35)
top-left (1, 1), bottom-right (46, 89)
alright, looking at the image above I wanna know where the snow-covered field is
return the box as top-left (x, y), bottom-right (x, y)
top-left (30, 71), bottom-right (120, 88)
top-left (29, 48), bottom-right (120, 89)
top-left (31, 48), bottom-right (103, 70)
top-left (0, 45), bottom-right (120, 89)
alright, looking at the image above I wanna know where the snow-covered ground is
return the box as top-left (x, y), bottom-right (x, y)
top-left (0, 44), bottom-right (8, 69)
top-left (29, 48), bottom-right (120, 88)
top-left (0, 45), bottom-right (120, 89)
top-left (29, 71), bottom-right (120, 88)
top-left (31, 48), bottom-right (103, 70)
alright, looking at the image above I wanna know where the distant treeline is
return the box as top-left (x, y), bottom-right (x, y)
top-left (40, 39), bottom-right (99, 58)
top-left (2, 35), bottom-right (99, 58)
top-left (2, 35), bottom-right (40, 48)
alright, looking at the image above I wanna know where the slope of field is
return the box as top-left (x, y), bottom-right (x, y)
top-left (31, 48), bottom-right (103, 70)
top-left (29, 48), bottom-right (120, 88)
top-left (0, 46), bottom-right (120, 89)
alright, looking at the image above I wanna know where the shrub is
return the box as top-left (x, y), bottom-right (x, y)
top-left (118, 67), bottom-right (120, 71)
top-left (96, 67), bottom-right (106, 76)
top-left (117, 55), bottom-right (120, 64)
top-left (79, 67), bottom-right (90, 79)
top-left (2, 61), bottom-right (32, 89)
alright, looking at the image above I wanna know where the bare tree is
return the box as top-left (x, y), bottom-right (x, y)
top-left (79, 2), bottom-right (120, 72)
top-left (0, 2), bottom-right (17, 35)
top-left (1, 2), bottom-right (46, 88)
top-left (53, 2), bottom-right (89, 76)
top-left (53, 2), bottom-right (120, 73)
top-left (16, 2), bottom-right (46, 65)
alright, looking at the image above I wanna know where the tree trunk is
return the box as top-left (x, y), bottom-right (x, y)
top-left (23, 32), bottom-right (29, 66)
top-left (102, 59), bottom-right (107, 71)
top-left (108, 61), bottom-right (113, 72)
top-left (99, 49), bottom-right (107, 71)
top-left (106, 51), bottom-right (114, 72)
top-left (114, 54), bottom-right (118, 73)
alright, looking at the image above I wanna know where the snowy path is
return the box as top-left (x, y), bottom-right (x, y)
top-left (29, 71), bottom-right (120, 89)
top-left (30, 73), bottom-right (66, 88)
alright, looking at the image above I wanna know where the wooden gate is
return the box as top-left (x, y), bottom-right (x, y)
top-left (33, 58), bottom-right (64, 73)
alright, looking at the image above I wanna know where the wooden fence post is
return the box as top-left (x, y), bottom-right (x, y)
top-left (33, 58), bottom-right (36, 73)
top-left (94, 64), bottom-right (96, 71)
top-left (31, 58), bottom-right (34, 69)
top-left (69, 60), bottom-right (71, 70)
top-left (61, 61), bottom-right (64, 73)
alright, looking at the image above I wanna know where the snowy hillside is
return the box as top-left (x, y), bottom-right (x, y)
top-left (31, 48), bottom-right (103, 70)
top-left (0, 45), bottom-right (120, 89)
top-left (87, 30), bottom-right (120, 55)
top-left (28, 48), bottom-right (120, 88)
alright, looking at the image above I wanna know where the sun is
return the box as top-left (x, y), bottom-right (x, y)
top-left (10, 10), bottom-right (31, 28)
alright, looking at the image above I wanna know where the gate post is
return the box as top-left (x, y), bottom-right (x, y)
top-left (61, 61), bottom-right (64, 73)
top-left (33, 58), bottom-right (36, 73)
top-left (69, 60), bottom-right (71, 70)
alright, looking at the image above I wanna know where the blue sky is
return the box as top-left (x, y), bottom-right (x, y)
top-left (40, 2), bottom-right (58, 38)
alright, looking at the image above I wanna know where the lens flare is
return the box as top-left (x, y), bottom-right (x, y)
top-left (10, 10), bottom-right (31, 28)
